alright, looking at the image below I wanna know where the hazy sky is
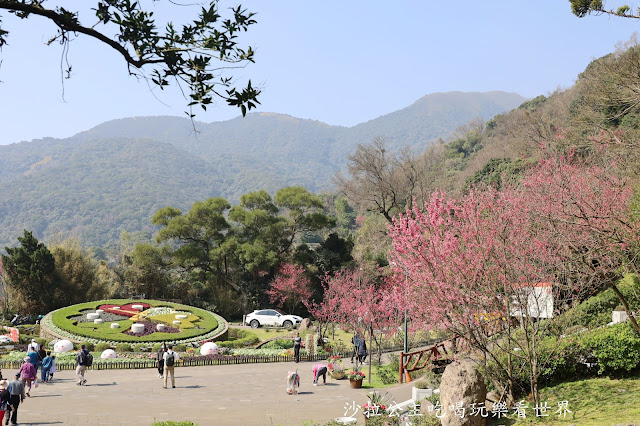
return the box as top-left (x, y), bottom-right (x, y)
top-left (1, 1), bottom-right (639, 145)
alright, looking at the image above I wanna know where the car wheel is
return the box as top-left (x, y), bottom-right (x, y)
top-left (250, 319), bottom-right (260, 329)
top-left (282, 320), bottom-right (293, 328)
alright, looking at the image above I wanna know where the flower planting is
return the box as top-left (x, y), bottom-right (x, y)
top-left (44, 299), bottom-right (227, 345)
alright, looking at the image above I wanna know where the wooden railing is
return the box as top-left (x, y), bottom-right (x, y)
top-left (398, 336), bottom-right (470, 383)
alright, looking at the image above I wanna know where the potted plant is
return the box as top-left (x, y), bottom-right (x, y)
top-left (347, 369), bottom-right (365, 388)
top-left (411, 379), bottom-right (433, 402)
top-left (328, 355), bottom-right (345, 379)
top-left (363, 391), bottom-right (390, 420)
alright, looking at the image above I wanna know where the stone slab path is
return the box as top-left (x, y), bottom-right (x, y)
top-left (11, 359), bottom-right (415, 425)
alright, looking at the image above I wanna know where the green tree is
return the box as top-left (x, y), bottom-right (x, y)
top-left (0, 0), bottom-right (260, 116)
top-left (125, 243), bottom-right (173, 299)
top-left (50, 238), bottom-right (102, 305)
top-left (2, 230), bottom-right (57, 313)
top-left (569, 0), bottom-right (639, 19)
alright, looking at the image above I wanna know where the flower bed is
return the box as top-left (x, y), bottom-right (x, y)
top-left (44, 299), bottom-right (227, 345)
top-left (123, 321), bottom-right (179, 337)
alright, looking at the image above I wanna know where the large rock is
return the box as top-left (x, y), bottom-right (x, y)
top-left (299, 318), bottom-right (313, 331)
top-left (439, 360), bottom-right (487, 426)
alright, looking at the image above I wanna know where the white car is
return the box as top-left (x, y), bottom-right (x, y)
top-left (245, 309), bottom-right (302, 328)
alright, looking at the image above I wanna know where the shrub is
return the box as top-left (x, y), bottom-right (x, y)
top-left (262, 339), bottom-right (294, 350)
top-left (174, 344), bottom-right (186, 352)
top-left (95, 342), bottom-right (112, 352)
top-left (582, 322), bottom-right (640, 375)
top-left (116, 343), bottom-right (133, 352)
top-left (35, 338), bottom-right (47, 348)
top-left (413, 379), bottom-right (430, 389)
top-left (134, 343), bottom-right (148, 352)
top-left (152, 343), bottom-right (163, 352)
top-left (81, 341), bottom-right (95, 351)
top-left (217, 329), bottom-right (259, 348)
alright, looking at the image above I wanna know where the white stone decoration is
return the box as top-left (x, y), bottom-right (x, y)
top-left (173, 320), bottom-right (181, 325)
top-left (131, 323), bottom-right (145, 333)
top-left (96, 309), bottom-right (104, 314)
top-left (200, 342), bottom-right (219, 356)
top-left (110, 323), bottom-right (120, 329)
top-left (131, 304), bottom-right (144, 311)
top-left (87, 313), bottom-right (100, 320)
top-left (54, 339), bottom-right (74, 353)
top-left (101, 349), bottom-right (117, 359)
top-left (613, 310), bottom-right (629, 324)
top-left (175, 314), bottom-right (188, 320)
top-left (112, 306), bottom-right (121, 310)
top-left (93, 319), bottom-right (104, 324)
top-left (156, 324), bottom-right (166, 331)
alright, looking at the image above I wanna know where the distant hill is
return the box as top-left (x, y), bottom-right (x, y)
top-left (0, 91), bottom-right (525, 251)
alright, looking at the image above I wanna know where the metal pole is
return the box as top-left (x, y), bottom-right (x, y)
top-left (404, 308), bottom-right (408, 354)
top-left (368, 322), bottom-right (372, 384)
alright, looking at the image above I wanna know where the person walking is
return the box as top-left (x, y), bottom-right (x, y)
top-left (312, 363), bottom-right (327, 386)
top-left (26, 350), bottom-right (38, 376)
top-left (36, 347), bottom-right (46, 375)
top-left (17, 358), bottom-right (35, 398)
top-left (48, 356), bottom-right (56, 381)
top-left (6, 373), bottom-right (25, 426)
top-left (162, 344), bottom-right (179, 389)
top-left (0, 380), bottom-right (9, 424)
top-left (357, 338), bottom-right (368, 363)
top-left (40, 352), bottom-right (53, 383)
top-left (26, 340), bottom-right (38, 354)
top-left (75, 345), bottom-right (91, 385)
top-left (156, 343), bottom-right (167, 379)
top-left (292, 333), bottom-right (302, 363)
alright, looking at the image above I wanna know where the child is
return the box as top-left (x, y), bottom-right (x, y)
top-left (286, 370), bottom-right (299, 395)
top-left (49, 355), bottom-right (56, 380)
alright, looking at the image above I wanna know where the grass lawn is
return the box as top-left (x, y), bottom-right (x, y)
top-left (490, 374), bottom-right (640, 425)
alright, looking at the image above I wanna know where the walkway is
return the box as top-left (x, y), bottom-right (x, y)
top-left (13, 358), bottom-right (417, 425)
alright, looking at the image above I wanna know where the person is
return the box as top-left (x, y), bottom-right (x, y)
top-left (156, 343), bottom-right (167, 378)
top-left (40, 352), bottom-right (53, 383)
top-left (75, 344), bottom-right (90, 385)
top-left (36, 347), bottom-right (46, 374)
top-left (0, 380), bottom-right (9, 424)
top-left (48, 355), bottom-right (56, 381)
top-left (312, 363), bottom-right (327, 386)
top-left (26, 350), bottom-right (38, 375)
top-left (350, 334), bottom-right (360, 363)
top-left (162, 344), bottom-right (180, 389)
top-left (357, 338), bottom-right (368, 363)
top-left (25, 340), bottom-right (38, 354)
top-left (17, 358), bottom-right (35, 398)
top-left (292, 333), bottom-right (302, 363)
top-left (7, 373), bottom-right (25, 426)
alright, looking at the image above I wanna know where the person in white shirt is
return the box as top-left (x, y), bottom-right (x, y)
top-left (162, 344), bottom-right (180, 389)
top-left (26, 339), bottom-right (39, 354)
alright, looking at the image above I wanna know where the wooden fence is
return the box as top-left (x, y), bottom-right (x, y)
top-left (0, 352), bottom-right (349, 371)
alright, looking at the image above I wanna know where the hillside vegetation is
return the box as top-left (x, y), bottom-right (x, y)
top-left (0, 91), bottom-right (523, 251)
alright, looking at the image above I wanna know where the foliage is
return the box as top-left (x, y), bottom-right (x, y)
top-left (347, 369), bottom-right (365, 380)
top-left (261, 339), bottom-right (294, 350)
top-left (81, 341), bottom-right (96, 351)
top-left (115, 343), bottom-right (133, 352)
top-left (267, 263), bottom-right (313, 316)
top-left (583, 322), bottom-right (640, 374)
top-left (2, 230), bottom-right (57, 314)
top-left (0, 0), bottom-right (260, 117)
top-left (95, 342), bottom-right (112, 352)
top-left (174, 344), bottom-right (186, 352)
top-left (216, 328), bottom-right (259, 348)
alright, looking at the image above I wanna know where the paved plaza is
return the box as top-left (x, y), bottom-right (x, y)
top-left (10, 359), bottom-right (415, 425)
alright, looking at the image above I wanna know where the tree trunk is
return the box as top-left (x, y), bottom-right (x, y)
top-left (609, 282), bottom-right (640, 336)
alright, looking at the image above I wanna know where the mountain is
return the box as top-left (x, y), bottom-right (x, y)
top-left (0, 91), bottom-right (525, 251)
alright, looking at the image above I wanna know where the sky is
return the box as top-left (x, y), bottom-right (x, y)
top-left (1, 1), bottom-right (640, 145)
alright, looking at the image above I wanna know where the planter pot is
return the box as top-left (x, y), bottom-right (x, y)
top-left (412, 387), bottom-right (433, 402)
top-left (349, 378), bottom-right (363, 389)
top-left (330, 371), bottom-right (346, 380)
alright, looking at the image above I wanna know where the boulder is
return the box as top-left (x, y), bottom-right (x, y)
top-left (439, 360), bottom-right (487, 426)
top-left (299, 318), bottom-right (312, 331)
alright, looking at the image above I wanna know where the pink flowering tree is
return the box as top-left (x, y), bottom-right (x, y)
top-left (267, 263), bottom-right (313, 316)
top-left (388, 146), bottom-right (640, 407)
top-left (308, 262), bottom-right (401, 365)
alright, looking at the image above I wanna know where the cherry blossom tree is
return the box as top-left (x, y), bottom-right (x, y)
top-left (267, 263), bottom-right (312, 316)
top-left (387, 146), bottom-right (640, 407)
